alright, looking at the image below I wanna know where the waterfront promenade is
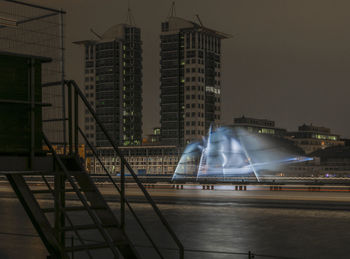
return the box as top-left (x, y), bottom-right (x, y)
top-left (1, 181), bottom-right (350, 258)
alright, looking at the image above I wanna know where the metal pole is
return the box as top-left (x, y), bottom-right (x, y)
top-left (68, 84), bottom-right (72, 155)
top-left (60, 10), bottom-right (66, 155)
top-left (30, 58), bottom-right (35, 169)
top-left (54, 170), bottom-right (65, 249)
top-left (120, 160), bottom-right (125, 229)
top-left (71, 236), bottom-right (74, 259)
top-left (74, 89), bottom-right (78, 155)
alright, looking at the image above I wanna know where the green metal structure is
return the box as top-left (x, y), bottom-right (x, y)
top-left (0, 51), bottom-right (50, 155)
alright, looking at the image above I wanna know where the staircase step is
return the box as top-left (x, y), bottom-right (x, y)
top-left (62, 223), bottom-right (119, 232)
top-left (42, 205), bottom-right (107, 213)
top-left (62, 224), bottom-right (97, 231)
top-left (32, 188), bottom-right (88, 194)
top-left (3, 171), bottom-right (55, 176)
top-left (65, 242), bottom-right (111, 252)
top-left (31, 189), bottom-right (53, 194)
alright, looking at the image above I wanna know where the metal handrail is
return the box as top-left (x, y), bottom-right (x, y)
top-left (42, 133), bottom-right (121, 258)
top-left (43, 80), bottom-right (184, 258)
top-left (67, 79), bottom-right (184, 258)
top-left (79, 127), bottom-right (164, 259)
top-left (68, 80), bottom-right (184, 259)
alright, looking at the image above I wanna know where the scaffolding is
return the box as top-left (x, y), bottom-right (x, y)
top-left (0, 0), bottom-right (66, 147)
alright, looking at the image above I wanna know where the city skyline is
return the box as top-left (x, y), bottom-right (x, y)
top-left (2, 2), bottom-right (350, 259)
top-left (29, 0), bottom-right (350, 138)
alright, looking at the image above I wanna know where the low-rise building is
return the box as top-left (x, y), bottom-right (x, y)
top-left (282, 146), bottom-right (350, 177)
top-left (287, 124), bottom-right (344, 154)
top-left (232, 116), bottom-right (287, 136)
top-left (90, 145), bottom-right (182, 175)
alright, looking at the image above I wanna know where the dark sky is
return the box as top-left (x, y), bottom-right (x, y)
top-left (33, 0), bottom-right (350, 137)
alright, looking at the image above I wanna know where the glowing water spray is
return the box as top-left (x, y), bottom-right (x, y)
top-left (173, 126), bottom-right (312, 182)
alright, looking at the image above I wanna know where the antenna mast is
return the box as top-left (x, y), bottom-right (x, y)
top-left (168, 1), bottom-right (176, 17)
top-left (126, 0), bottom-right (136, 25)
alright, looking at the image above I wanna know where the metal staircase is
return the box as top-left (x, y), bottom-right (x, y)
top-left (1, 80), bottom-right (184, 258)
top-left (5, 135), bottom-right (139, 258)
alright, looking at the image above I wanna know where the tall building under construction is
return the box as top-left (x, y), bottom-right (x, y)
top-left (75, 22), bottom-right (142, 147)
top-left (159, 14), bottom-right (230, 146)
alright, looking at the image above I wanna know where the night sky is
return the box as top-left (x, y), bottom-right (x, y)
top-left (32, 0), bottom-right (350, 137)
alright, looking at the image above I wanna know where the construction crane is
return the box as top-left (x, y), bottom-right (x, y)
top-left (196, 14), bottom-right (204, 27)
top-left (90, 28), bottom-right (101, 39)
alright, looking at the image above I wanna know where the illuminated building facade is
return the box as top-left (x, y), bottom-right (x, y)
top-left (92, 145), bottom-right (181, 175)
top-left (160, 16), bottom-right (230, 146)
top-left (143, 127), bottom-right (161, 145)
top-left (233, 116), bottom-right (287, 136)
top-left (75, 23), bottom-right (142, 147)
top-left (287, 124), bottom-right (344, 154)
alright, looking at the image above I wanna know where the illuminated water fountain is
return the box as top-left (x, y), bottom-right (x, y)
top-left (173, 126), bottom-right (312, 182)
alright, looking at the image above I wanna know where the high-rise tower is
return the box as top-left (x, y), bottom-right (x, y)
top-left (160, 15), bottom-right (230, 146)
top-left (75, 23), bottom-right (142, 147)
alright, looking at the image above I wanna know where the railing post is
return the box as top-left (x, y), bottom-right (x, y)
top-left (74, 88), bottom-right (79, 156)
top-left (71, 236), bottom-right (74, 259)
top-left (29, 58), bottom-right (35, 169)
top-left (54, 170), bottom-right (65, 250)
top-left (68, 82), bottom-right (73, 155)
top-left (120, 160), bottom-right (125, 230)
